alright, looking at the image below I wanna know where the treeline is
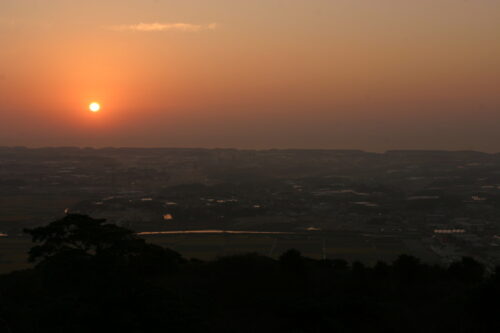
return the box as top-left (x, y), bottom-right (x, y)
top-left (0, 214), bottom-right (499, 332)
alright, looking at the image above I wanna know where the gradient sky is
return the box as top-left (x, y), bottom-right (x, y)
top-left (1, 0), bottom-right (499, 151)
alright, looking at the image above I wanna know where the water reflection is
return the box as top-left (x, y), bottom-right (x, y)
top-left (137, 230), bottom-right (294, 236)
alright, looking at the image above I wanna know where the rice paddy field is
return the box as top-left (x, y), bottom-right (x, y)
top-left (144, 231), bottom-right (440, 263)
top-left (0, 194), bottom-right (84, 228)
top-left (0, 238), bottom-right (32, 274)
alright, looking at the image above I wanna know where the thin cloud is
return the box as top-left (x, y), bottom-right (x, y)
top-left (109, 22), bottom-right (217, 32)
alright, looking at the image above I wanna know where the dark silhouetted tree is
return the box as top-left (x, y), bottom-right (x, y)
top-left (448, 256), bottom-right (485, 285)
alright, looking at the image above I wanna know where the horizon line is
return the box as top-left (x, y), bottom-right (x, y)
top-left (0, 146), bottom-right (498, 155)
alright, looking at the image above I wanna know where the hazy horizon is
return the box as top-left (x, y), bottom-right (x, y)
top-left (1, 0), bottom-right (499, 151)
top-left (3, 145), bottom-right (500, 155)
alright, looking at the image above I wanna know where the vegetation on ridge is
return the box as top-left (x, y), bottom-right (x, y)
top-left (0, 214), bottom-right (499, 332)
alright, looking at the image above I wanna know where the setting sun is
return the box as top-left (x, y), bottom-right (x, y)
top-left (89, 102), bottom-right (101, 112)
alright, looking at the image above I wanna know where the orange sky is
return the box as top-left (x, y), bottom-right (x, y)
top-left (1, 0), bottom-right (499, 151)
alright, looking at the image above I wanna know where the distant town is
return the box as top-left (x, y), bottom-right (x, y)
top-left (1, 147), bottom-right (500, 271)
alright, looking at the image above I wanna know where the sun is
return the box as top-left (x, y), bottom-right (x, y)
top-left (89, 102), bottom-right (101, 112)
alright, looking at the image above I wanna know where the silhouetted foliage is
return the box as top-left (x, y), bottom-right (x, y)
top-left (0, 215), bottom-right (499, 332)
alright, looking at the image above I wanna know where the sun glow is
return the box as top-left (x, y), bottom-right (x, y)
top-left (89, 102), bottom-right (101, 112)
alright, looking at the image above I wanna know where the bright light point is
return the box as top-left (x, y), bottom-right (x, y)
top-left (89, 102), bottom-right (101, 112)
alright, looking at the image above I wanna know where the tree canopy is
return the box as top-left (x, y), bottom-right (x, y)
top-left (0, 214), bottom-right (498, 332)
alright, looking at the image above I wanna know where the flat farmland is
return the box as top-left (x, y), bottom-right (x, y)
top-left (143, 231), bottom-right (435, 264)
top-left (0, 195), bottom-right (85, 228)
top-left (0, 238), bottom-right (32, 274)
top-left (146, 234), bottom-right (277, 260)
top-left (0, 232), bottom-right (440, 275)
